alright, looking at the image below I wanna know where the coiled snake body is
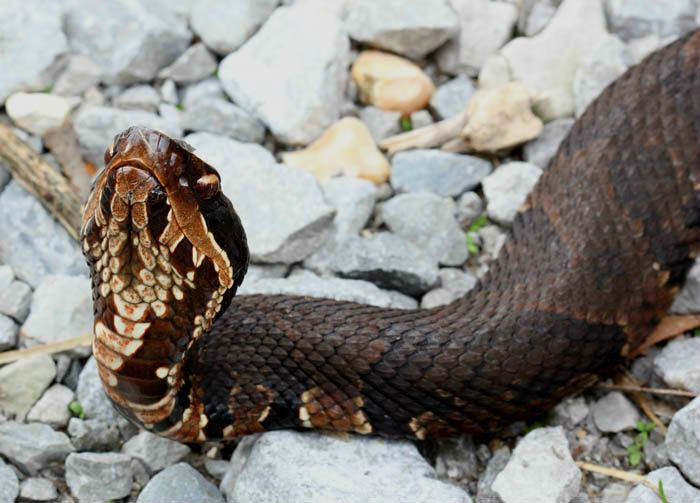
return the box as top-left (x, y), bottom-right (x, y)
top-left (81, 32), bottom-right (700, 442)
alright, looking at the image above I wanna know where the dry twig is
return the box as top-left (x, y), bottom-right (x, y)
top-left (0, 335), bottom-right (92, 365)
top-left (0, 124), bottom-right (83, 240)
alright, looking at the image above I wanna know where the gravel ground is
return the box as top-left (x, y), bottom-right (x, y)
top-left (1, 1), bottom-right (700, 502)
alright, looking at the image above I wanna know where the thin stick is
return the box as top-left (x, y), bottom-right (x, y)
top-left (576, 461), bottom-right (661, 497)
top-left (597, 383), bottom-right (698, 398)
top-left (0, 123), bottom-right (83, 240)
top-left (0, 335), bottom-right (92, 365)
top-left (616, 369), bottom-right (668, 435)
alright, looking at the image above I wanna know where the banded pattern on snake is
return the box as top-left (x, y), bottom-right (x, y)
top-left (80, 31), bottom-right (700, 442)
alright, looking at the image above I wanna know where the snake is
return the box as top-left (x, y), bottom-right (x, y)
top-left (80, 31), bottom-right (700, 443)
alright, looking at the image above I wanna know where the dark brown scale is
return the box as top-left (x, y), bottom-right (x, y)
top-left (183, 32), bottom-right (700, 439)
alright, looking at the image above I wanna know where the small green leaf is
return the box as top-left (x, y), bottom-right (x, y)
top-left (469, 214), bottom-right (488, 232)
top-left (399, 117), bottom-right (413, 132)
top-left (68, 400), bottom-right (86, 419)
top-left (176, 102), bottom-right (184, 111)
top-left (629, 450), bottom-right (641, 466)
top-left (694, 327), bottom-right (699, 336)
top-left (658, 480), bottom-right (668, 503)
top-left (466, 233), bottom-right (478, 254)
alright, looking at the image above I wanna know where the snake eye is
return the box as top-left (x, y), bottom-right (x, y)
top-left (194, 174), bottom-right (220, 200)
top-left (104, 143), bottom-right (115, 165)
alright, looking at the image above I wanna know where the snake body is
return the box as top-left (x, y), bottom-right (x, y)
top-left (81, 32), bottom-right (700, 442)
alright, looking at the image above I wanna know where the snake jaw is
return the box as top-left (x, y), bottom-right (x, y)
top-left (80, 126), bottom-right (249, 441)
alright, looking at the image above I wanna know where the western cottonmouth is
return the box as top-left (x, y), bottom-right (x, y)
top-left (80, 31), bottom-right (700, 442)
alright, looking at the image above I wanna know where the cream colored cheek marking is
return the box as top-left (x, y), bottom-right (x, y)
top-left (93, 339), bottom-right (125, 371)
top-left (151, 300), bottom-right (168, 318)
top-left (172, 285), bottom-right (184, 301)
top-left (100, 283), bottom-right (111, 298)
top-left (108, 231), bottom-right (128, 256)
top-left (139, 268), bottom-right (156, 286)
top-left (121, 288), bottom-right (142, 304)
top-left (110, 194), bottom-right (129, 222)
top-left (168, 233), bottom-right (184, 254)
top-left (135, 284), bottom-right (156, 303)
top-left (95, 320), bottom-right (145, 356)
top-left (138, 245), bottom-right (157, 271)
top-left (110, 274), bottom-right (127, 294)
top-left (113, 294), bottom-right (150, 321)
top-left (156, 366), bottom-right (169, 379)
top-left (113, 315), bottom-right (151, 339)
top-left (186, 270), bottom-right (195, 282)
top-left (258, 406), bottom-right (271, 422)
top-left (155, 286), bottom-right (169, 303)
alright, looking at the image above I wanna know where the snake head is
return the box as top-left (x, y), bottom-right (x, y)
top-left (81, 126), bottom-right (249, 323)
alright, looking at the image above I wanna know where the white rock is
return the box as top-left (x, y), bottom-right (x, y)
top-left (0, 0), bottom-right (67, 104)
top-left (73, 105), bottom-right (183, 166)
top-left (605, 0), bottom-right (698, 40)
top-left (591, 392), bottom-right (641, 432)
top-left (501, 0), bottom-right (611, 120)
top-left (185, 133), bottom-right (334, 263)
top-left (492, 426), bottom-right (581, 503)
top-left (653, 336), bottom-right (700, 392)
top-left (0, 354), bottom-right (56, 420)
top-left (219, 3), bottom-right (350, 145)
top-left (52, 55), bottom-right (103, 96)
top-left (21, 275), bottom-right (92, 357)
top-left (436, 0), bottom-right (519, 76)
top-left (381, 192), bottom-right (469, 266)
top-left (430, 75), bottom-right (475, 119)
top-left (0, 181), bottom-right (85, 288)
top-left (627, 34), bottom-right (666, 65)
top-left (19, 477), bottom-right (57, 502)
top-left (482, 161), bottom-right (542, 225)
top-left (344, 0), bottom-right (458, 60)
top-left (158, 42), bottom-right (217, 84)
top-left (573, 35), bottom-right (631, 117)
top-left (5, 92), bottom-right (72, 136)
top-left (190, 0), bottom-right (279, 55)
top-left (478, 54), bottom-right (512, 89)
top-left (625, 466), bottom-right (700, 503)
top-left (64, 0), bottom-right (191, 85)
top-left (226, 431), bottom-right (471, 502)
top-left (26, 384), bottom-right (74, 428)
top-left (0, 314), bottom-right (17, 351)
top-left (523, 118), bottom-right (574, 169)
top-left (240, 271), bottom-right (415, 309)
top-left (121, 430), bottom-right (191, 473)
top-left (520, 0), bottom-right (559, 36)
top-left (666, 396), bottom-right (700, 486)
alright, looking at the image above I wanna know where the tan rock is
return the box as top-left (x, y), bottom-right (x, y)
top-left (351, 50), bottom-right (435, 116)
top-left (461, 81), bottom-right (543, 152)
top-left (282, 117), bottom-right (390, 185)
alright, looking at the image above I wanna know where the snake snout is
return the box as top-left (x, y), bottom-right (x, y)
top-left (113, 165), bottom-right (163, 205)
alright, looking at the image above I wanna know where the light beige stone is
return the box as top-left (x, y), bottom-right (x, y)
top-left (461, 81), bottom-right (543, 152)
top-left (351, 50), bottom-right (435, 116)
top-left (5, 92), bottom-right (72, 136)
top-left (500, 0), bottom-right (610, 120)
top-left (282, 117), bottom-right (390, 185)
